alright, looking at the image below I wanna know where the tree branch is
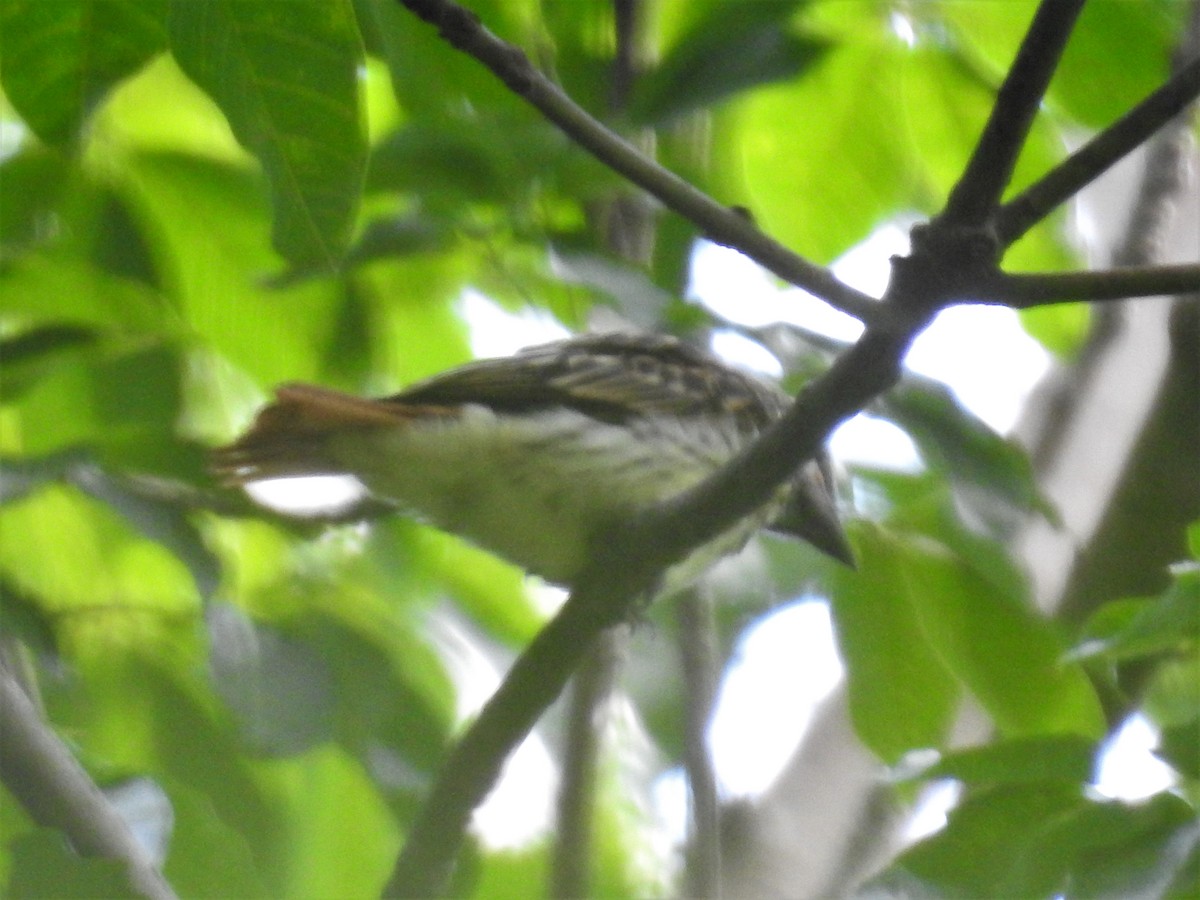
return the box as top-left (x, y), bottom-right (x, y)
top-left (996, 55), bottom-right (1200, 247)
top-left (380, 0), bottom-right (1191, 895)
top-left (0, 665), bottom-right (178, 900)
top-left (382, 305), bottom-right (928, 897)
top-left (394, 0), bottom-right (878, 323)
top-left (548, 630), bottom-right (621, 899)
top-left (975, 264), bottom-right (1200, 308)
top-left (941, 0), bottom-right (1087, 226)
top-left (677, 588), bottom-right (721, 899)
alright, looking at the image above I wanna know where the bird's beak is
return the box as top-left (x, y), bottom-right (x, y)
top-left (768, 464), bottom-right (856, 568)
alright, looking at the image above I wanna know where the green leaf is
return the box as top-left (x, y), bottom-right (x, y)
top-left (1157, 716), bottom-right (1200, 780)
top-left (828, 522), bottom-right (962, 763)
top-left (168, 0), bottom-right (367, 267)
top-left (1019, 302), bottom-right (1092, 360)
top-left (880, 374), bottom-right (1053, 533)
top-left (630, 0), bottom-right (830, 125)
top-left (733, 35), bottom-right (914, 263)
top-left (0, 453), bottom-right (220, 599)
top-left (900, 734), bottom-right (1097, 787)
top-left (1058, 794), bottom-right (1199, 900)
top-left (0, 325), bottom-right (99, 402)
top-left (891, 782), bottom-right (1086, 898)
top-left (3, 830), bottom-right (140, 899)
top-left (1073, 566), bottom-right (1200, 663)
top-left (113, 151), bottom-right (344, 385)
top-left (885, 787), bottom-right (1199, 899)
top-left (163, 779), bottom-right (269, 899)
top-left (0, 0), bottom-right (167, 145)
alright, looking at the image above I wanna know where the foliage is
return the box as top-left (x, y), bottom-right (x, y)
top-left (0, 0), bottom-right (1195, 897)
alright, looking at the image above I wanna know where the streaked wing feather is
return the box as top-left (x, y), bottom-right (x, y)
top-left (392, 332), bottom-right (783, 426)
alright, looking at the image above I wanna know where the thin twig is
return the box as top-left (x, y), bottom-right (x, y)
top-left (941, 0), bottom-right (1087, 226)
top-left (677, 588), bottom-right (722, 898)
top-left (997, 55), bottom-right (1200, 246)
top-left (0, 666), bottom-right (179, 900)
top-left (549, 630), bottom-right (622, 899)
top-left (394, 0), bottom-right (879, 323)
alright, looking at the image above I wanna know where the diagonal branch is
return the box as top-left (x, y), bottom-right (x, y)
top-left (382, 308), bottom-right (929, 898)
top-left (997, 55), bottom-right (1200, 247)
top-left (0, 665), bottom-right (178, 900)
top-left (394, 0), bottom-right (879, 323)
top-left (941, 0), bottom-right (1087, 226)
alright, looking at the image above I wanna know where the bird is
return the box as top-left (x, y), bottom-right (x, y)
top-left (212, 331), bottom-right (853, 591)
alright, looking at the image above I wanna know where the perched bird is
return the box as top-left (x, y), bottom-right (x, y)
top-left (213, 332), bottom-right (852, 590)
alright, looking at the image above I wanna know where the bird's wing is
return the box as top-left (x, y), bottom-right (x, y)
top-left (392, 332), bottom-right (784, 427)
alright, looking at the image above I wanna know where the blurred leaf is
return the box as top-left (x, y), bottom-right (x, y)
top-left (3, 830), bottom-right (140, 899)
top-left (828, 522), bottom-right (961, 763)
top-left (1019, 301), bottom-right (1092, 360)
top-left (115, 151), bottom-right (343, 385)
top-left (1060, 794), bottom-right (1199, 900)
top-left (358, 0), bottom-right (534, 121)
top-left (345, 214), bottom-right (455, 267)
top-left (734, 34), bottom-right (913, 263)
top-left (0, 0), bottom-right (167, 145)
top-left (899, 734), bottom-right (1097, 787)
top-left (890, 782), bottom-right (1085, 898)
top-left (885, 786), bottom-right (1197, 899)
top-left (1072, 566), bottom-right (1200, 663)
top-left (0, 256), bottom-right (168, 334)
top-left (0, 578), bottom-right (59, 659)
top-left (168, 0), bottom-right (367, 267)
top-left (0, 485), bottom-right (198, 639)
top-left (880, 373), bottom-right (1053, 534)
top-left (0, 149), bottom-right (73, 258)
top-left (206, 602), bottom-right (336, 755)
top-left (548, 247), bottom-right (675, 329)
top-left (42, 652), bottom-right (289, 887)
top-left (0, 453), bottom-right (219, 599)
top-left (369, 122), bottom-right (516, 206)
top-left (888, 474), bottom-right (1105, 739)
top-left (6, 339), bottom-right (190, 477)
top-left (630, 0), bottom-right (830, 125)
top-left (271, 747), bottom-right (399, 899)
top-left (0, 325), bottom-right (99, 402)
top-left (1048, 0), bottom-right (1182, 129)
top-left (163, 779), bottom-right (268, 899)
top-left (1157, 717), bottom-right (1200, 779)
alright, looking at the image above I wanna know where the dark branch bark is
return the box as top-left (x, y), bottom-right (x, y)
top-left (997, 55), bottom-right (1200, 247)
top-left (394, 0), bottom-right (879, 323)
top-left (973, 264), bottom-right (1200, 308)
top-left (941, 0), bottom-right (1087, 226)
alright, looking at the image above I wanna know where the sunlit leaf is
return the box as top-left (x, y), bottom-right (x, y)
top-left (631, 0), bottom-right (830, 125)
top-left (0, 0), bottom-right (167, 145)
top-left (168, 0), bottom-right (367, 267)
top-left (828, 522), bottom-right (961, 762)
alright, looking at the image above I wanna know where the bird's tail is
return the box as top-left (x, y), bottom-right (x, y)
top-left (211, 383), bottom-right (418, 485)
